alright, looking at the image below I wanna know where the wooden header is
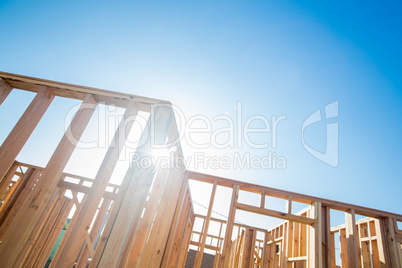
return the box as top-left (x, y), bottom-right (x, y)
top-left (0, 71), bottom-right (171, 110)
top-left (186, 170), bottom-right (402, 221)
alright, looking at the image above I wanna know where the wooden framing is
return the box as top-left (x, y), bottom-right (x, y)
top-left (53, 101), bottom-right (139, 267)
top-left (0, 93), bottom-right (96, 267)
top-left (0, 72), bottom-right (401, 268)
top-left (345, 209), bottom-right (359, 267)
top-left (187, 171), bottom-right (402, 221)
top-left (0, 72), bottom-right (187, 268)
top-left (185, 172), bottom-right (402, 267)
top-left (221, 185), bottom-right (240, 267)
top-left (0, 86), bottom-right (54, 182)
top-left (0, 77), bottom-right (13, 105)
top-left (194, 181), bottom-right (217, 268)
top-left (0, 71), bottom-right (170, 110)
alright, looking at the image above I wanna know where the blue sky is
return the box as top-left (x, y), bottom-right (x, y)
top-left (0, 0), bottom-right (401, 220)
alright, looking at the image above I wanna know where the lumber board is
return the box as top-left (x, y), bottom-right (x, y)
top-left (0, 86), bottom-right (54, 182)
top-left (286, 196), bottom-right (292, 214)
top-left (51, 194), bottom-right (89, 266)
top-left (122, 167), bottom-right (170, 267)
top-left (262, 231), bottom-right (268, 267)
top-left (57, 180), bottom-right (117, 200)
top-left (90, 165), bottom-right (145, 267)
top-left (190, 241), bottom-right (221, 251)
top-left (14, 161), bottom-right (121, 192)
top-left (300, 212), bottom-right (308, 257)
top-left (53, 101), bottom-right (139, 267)
top-left (194, 181), bottom-right (217, 268)
top-left (141, 124), bottom-right (186, 267)
top-left (165, 194), bottom-right (192, 267)
top-left (260, 191), bottom-right (265, 209)
top-left (177, 219), bottom-right (194, 267)
top-left (193, 214), bottom-right (267, 233)
top-left (345, 209), bottom-right (360, 268)
top-left (0, 77), bottom-right (12, 106)
top-left (0, 168), bottom-right (41, 239)
top-left (0, 94), bottom-right (96, 267)
top-left (281, 222), bottom-right (288, 267)
top-left (309, 202), bottom-right (322, 268)
top-left (382, 217), bottom-right (402, 268)
top-left (126, 168), bottom-right (186, 267)
top-left (89, 141), bottom-right (151, 267)
top-left (0, 71), bottom-right (170, 110)
top-left (95, 105), bottom-right (174, 267)
top-left (187, 171), bottom-right (402, 221)
top-left (13, 188), bottom-right (63, 267)
top-left (293, 221), bottom-right (300, 258)
top-left (321, 206), bottom-right (332, 268)
top-left (22, 189), bottom-right (66, 267)
top-left (0, 162), bottom-right (19, 210)
top-left (145, 173), bottom-right (187, 266)
top-left (157, 176), bottom-right (189, 267)
top-left (340, 228), bottom-right (348, 268)
top-left (221, 185), bottom-right (239, 267)
top-left (235, 202), bottom-right (317, 225)
top-left (34, 197), bottom-right (73, 268)
top-left (242, 228), bottom-right (255, 268)
top-left (286, 220), bottom-right (294, 260)
top-left (76, 198), bottom-right (113, 267)
top-left (330, 232), bottom-right (336, 267)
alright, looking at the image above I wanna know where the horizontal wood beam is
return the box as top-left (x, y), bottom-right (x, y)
top-left (193, 214), bottom-right (267, 233)
top-left (57, 181), bottom-right (117, 200)
top-left (234, 202), bottom-right (317, 225)
top-left (14, 161), bottom-right (120, 190)
top-left (187, 170), bottom-right (402, 221)
top-left (288, 256), bottom-right (308, 262)
top-left (192, 231), bottom-right (223, 241)
top-left (0, 71), bottom-right (170, 110)
top-left (190, 241), bottom-right (220, 251)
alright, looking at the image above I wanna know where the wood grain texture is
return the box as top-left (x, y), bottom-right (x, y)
top-left (0, 94), bottom-right (96, 267)
top-left (0, 86), bottom-right (54, 182)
